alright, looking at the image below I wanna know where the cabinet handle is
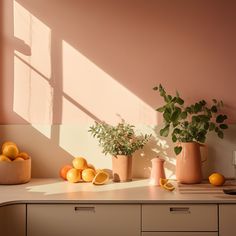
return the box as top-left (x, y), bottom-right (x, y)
top-left (74, 206), bottom-right (95, 212)
top-left (169, 207), bottom-right (190, 214)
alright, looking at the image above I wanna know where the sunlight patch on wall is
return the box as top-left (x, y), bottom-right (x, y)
top-left (62, 40), bottom-right (156, 125)
top-left (14, 1), bottom-right (51, 78)
top-left (13, 1), bottom-right (52, 138)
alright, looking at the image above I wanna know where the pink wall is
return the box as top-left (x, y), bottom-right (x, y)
top-left (1, 0), bottom-right (236, 125)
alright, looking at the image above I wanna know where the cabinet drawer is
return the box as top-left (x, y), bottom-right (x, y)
top-left (142, 233), bottom-right (218, 236)
top-left (142, 204), bottom-right (217, 231)
top-left (27, 204), bottom-right (140, 236)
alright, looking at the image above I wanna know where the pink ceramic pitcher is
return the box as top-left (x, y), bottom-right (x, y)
top-left (176, 142), bottom-right (207, 184)
top-left (150, 157), bottom-right (166, 186)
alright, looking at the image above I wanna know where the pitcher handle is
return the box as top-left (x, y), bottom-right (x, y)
top-left (199, 144), bottom-right (207, 163)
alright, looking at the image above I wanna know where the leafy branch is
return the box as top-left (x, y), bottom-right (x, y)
top-left (153, 84), bottom-right (228, 155)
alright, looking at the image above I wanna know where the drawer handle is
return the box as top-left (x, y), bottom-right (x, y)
top-left (74, 206), bottom-right (95, 212)
top-left (169, 207), bottom-right (190, 214)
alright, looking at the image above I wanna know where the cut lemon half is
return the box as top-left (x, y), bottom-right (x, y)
top-left (159, 178), bottom-right (169, 187)
top-left (163, 182), bottom-right (175, 191)
top-left (92, 171), bottom-right (109, 185)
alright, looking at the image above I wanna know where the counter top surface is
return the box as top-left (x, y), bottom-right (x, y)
top-left (1, 178), bottom-right (236, 206)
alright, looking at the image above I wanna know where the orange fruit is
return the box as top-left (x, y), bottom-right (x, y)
top-left (159, 178), bottom-right (169, 187)
top-left (0, 155), bottom-right (11, 162)
top-left (13, 157), bottom-right (25, 162)
top-left (66, 168), bottom-right (81, 183)
top-left (72, 157), bottom-right (88, 170)
top-left (17, 152), bottom-right (30, 160)
top-left (1, 141), bottom-right (17, 152)
top-left (92, 171), bottom-right (109, 185)
top-left (59, 165), bottom-right (73, 180)
top-left (209, 173), bottom-right (225, 186)
top-left (163, 182), bottom-right (175, 191)
top-left (2, 144), bottom-right (19, 159)
top-left (82, 168), bottom-right (96, 182)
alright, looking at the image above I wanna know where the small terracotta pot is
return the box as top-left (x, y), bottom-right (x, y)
top-left (0, 158), bottom-right (31, 185)
top-left (112, 155), bottom-right (132, 182)
top-left (176, 142), bottom-right (206, 184)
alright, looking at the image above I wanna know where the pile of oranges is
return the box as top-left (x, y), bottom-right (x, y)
top-left (59, 157), bottom-right (109, 185)
top-left (0, 141), bottom-right (30, 162)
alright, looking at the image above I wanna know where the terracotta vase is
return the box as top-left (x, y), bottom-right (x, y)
top-left (149, 157), bottom-right (166, 186)
top-left (112, 155), bottom-right (132, 182)
top-left (176, 142), bottom-right (206, 184)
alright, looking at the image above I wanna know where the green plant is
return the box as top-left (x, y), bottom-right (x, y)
top-left (88, 121), bottom-right (151, 156)
top-left (153, 84), bottom-right (228, 155)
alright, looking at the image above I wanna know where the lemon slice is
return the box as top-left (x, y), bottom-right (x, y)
top-left (163, 182), bottom-right (175, 191)
top-left (159, 178), bottom-right (169, 187)
top-left (92, 171), bottom-right (109, 185)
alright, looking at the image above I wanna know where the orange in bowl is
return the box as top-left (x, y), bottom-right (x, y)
top-left (2, 144), bottom-right (19, 159)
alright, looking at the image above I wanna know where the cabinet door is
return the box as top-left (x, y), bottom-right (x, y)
top-left (219, 204), bottom-right (236, 236)
top-left (142, 233), bottom-right (218, 236)
top-left (142, 204), bottom-right (217, 232)
top-left (27, 204), bottom-right (140, 236)
top-left (0, 204), bottom-right (26, 236)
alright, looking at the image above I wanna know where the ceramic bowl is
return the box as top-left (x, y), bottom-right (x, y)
top-left (0, 158), bottom-right (31, 184)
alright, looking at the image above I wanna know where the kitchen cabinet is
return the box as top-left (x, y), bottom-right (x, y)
top-left (27, 204), bottom-right (140, 236)
top-left (142, 204), bottom-right (218, 235)
top-left (219, 204), bottom-right (236, 236)
top-left (0, 204), bottom-right (26, 236)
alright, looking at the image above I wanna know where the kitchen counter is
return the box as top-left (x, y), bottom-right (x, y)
top-left (1, 178), bottom-right (236, 206)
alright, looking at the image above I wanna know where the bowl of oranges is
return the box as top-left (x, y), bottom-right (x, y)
top-left (0, 141), bottom-right (31, 185)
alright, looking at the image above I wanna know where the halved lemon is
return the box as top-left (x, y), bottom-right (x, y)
top-left (92, 171), bottom-right (109, 185)
top-left (163, 182), bottom-right (175, 191)
top-left (159, 178), bottom-right (169, 187)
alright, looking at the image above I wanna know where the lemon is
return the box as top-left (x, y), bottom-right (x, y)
top-left (72, 157), bottom-right (88, 170)
top-left (159, 178), bottom-right (175, 191)
top-left (209, 173), bottom-right (225, 186)
top-left (163, 182), bottom-right (175, 191)
top-left (159, 178), bottom-right (169, 187)
top-left (81, 168), bottom-right (96, 182)
top-left (92, 171), bottom-right (109, 185)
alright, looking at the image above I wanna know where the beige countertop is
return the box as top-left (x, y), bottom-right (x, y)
top-left (1, 178), bottom-right (236, 206)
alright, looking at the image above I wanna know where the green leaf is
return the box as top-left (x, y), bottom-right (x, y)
top-left (153, 86), bottom-right (158, 91)
top-left (216, 114), bottom-right (227, 123)
top-left (160, 125), bottom-right (170, 137)
top-left (180, 111), bottom-right (187, 119)
top-left (172, 135), bottom-right (177, 142)
top-left (176, 97), bottom-right (184, 105)
top-left (218, 130), bottom-right (224, 139)
top-left (209, 122), bottom-right (215, 131)
top-left (211, 105), bottom-right (217, 113)
top-left (194, 103), bottom-right (201, 113)
top-left (171, 107), bottom-right (181, 122)
top-left (174, 146), bottom-right (182, 155)
top-left (156, 106), bottom-right (165, 112)
top-left (163, 111), bottom-right (171, 122)
top-left (219, 124), bottom-right (228, 129)
top-left (173, 128), bottom-right (181, 134)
